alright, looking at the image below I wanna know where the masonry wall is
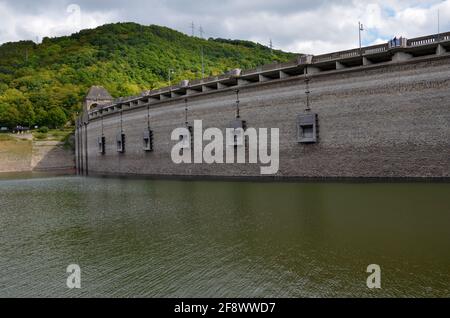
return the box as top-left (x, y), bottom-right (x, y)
top-left (79, 56), bottom-right (450, 179)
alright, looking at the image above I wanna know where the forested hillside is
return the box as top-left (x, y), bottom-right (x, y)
top-left (0, 22), bottom-right (296, 129)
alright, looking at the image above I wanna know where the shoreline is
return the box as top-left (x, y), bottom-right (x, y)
top-left (69, 172), bottom-right (450, 183)
top-left (2, 169), bottom-right (449, 183)
top-left (0, 169), bottom-right (76, 180)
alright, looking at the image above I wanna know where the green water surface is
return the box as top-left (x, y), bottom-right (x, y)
top-left (0, 175), bottom-right (449, 297)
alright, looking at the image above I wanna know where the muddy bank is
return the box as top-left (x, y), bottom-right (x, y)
top-left (0, 133), bottom-right (75, 173)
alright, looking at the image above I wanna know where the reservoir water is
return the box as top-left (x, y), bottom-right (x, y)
top-left (0, 174), bottom-right (449, 297)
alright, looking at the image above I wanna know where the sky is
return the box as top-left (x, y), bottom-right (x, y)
top-left (0, 0), bottom-right (449, 54)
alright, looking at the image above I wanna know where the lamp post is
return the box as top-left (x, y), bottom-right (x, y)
top-left (438, 9), bottom-right (441, 42)
top-left (168, 68), bottom-right (175, 86)
top-left (359, 21), bottom-right (364, 55)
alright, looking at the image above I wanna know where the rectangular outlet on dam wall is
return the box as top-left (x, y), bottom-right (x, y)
top-left (98, 136), bottom-right (105, 154)
top-left (297, 113), bottom-right (318, 143)
top-left (143, 130), bottom-right (153, 152)
top-left (116, 133), bottom-right (126, 153)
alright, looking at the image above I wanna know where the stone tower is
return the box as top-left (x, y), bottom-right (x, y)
top-left (83, 86), bottom-right (113, 113)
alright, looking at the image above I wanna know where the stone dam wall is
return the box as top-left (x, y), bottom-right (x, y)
top-left (76, 56), bottom-right (450, 180)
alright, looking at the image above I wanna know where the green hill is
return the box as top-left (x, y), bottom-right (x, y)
top-left (0, 22), bottom-right (296, 129)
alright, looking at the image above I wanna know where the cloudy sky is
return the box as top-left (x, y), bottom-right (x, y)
top-left (0, 0), bottom-right (449, 54)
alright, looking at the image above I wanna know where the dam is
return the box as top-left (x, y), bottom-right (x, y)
top-left (75, 32), bottom-right (450, 180)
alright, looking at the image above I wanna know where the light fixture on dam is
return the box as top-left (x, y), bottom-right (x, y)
top-left (143, 105), bottom-right (154, 152)
top-left (297, 76), bottom-right (318, 144)
top-left (143, 130), bottom-right (153, 151)
top-left (116, 133), bottom-right (125, 153)
top-left (116, 108), bottom-right (126, 153)
top-left (229, 89), bottom-right (247, 147)
top-left (98, 136), bottom-right (106, 154)
top-left (98, 109), bottom-right (106, 154)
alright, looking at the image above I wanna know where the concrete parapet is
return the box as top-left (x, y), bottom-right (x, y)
top-left (229, 69), bottom-right (242, 77)
top-left (298, 55), bottom-right (314, 64)
top-left (180, 80), bottom-right (190, 87)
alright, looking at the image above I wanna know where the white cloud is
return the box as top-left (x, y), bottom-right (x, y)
top-left (0, 1), bottom-right (117, 43)
top-left (0, 0), bottom-right (449, 54)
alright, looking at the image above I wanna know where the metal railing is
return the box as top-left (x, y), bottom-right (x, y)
top-left (363, 44), bottom-right (388, 55)
top-left (408, 31), bottom-right (450, 46)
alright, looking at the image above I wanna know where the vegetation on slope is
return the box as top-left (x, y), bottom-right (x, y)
top-left (0, 22), bottom-right (296, 129)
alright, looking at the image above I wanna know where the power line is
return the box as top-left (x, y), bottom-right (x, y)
top-left (438, 9), bottom-right (441, 41)
top-left (168, 68), bottom-right (175, 86)
top-left (199, 25), bottom-right (204, 39)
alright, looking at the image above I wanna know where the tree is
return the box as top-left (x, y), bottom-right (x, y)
top-left (0, 89), bottom-right (35, 126)
top-left (47, 107), bottom-right (67, 128)
top-left (0, 102), bottom-right (20, 128)
top-left (34, 107), bottom-right (49, 127)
